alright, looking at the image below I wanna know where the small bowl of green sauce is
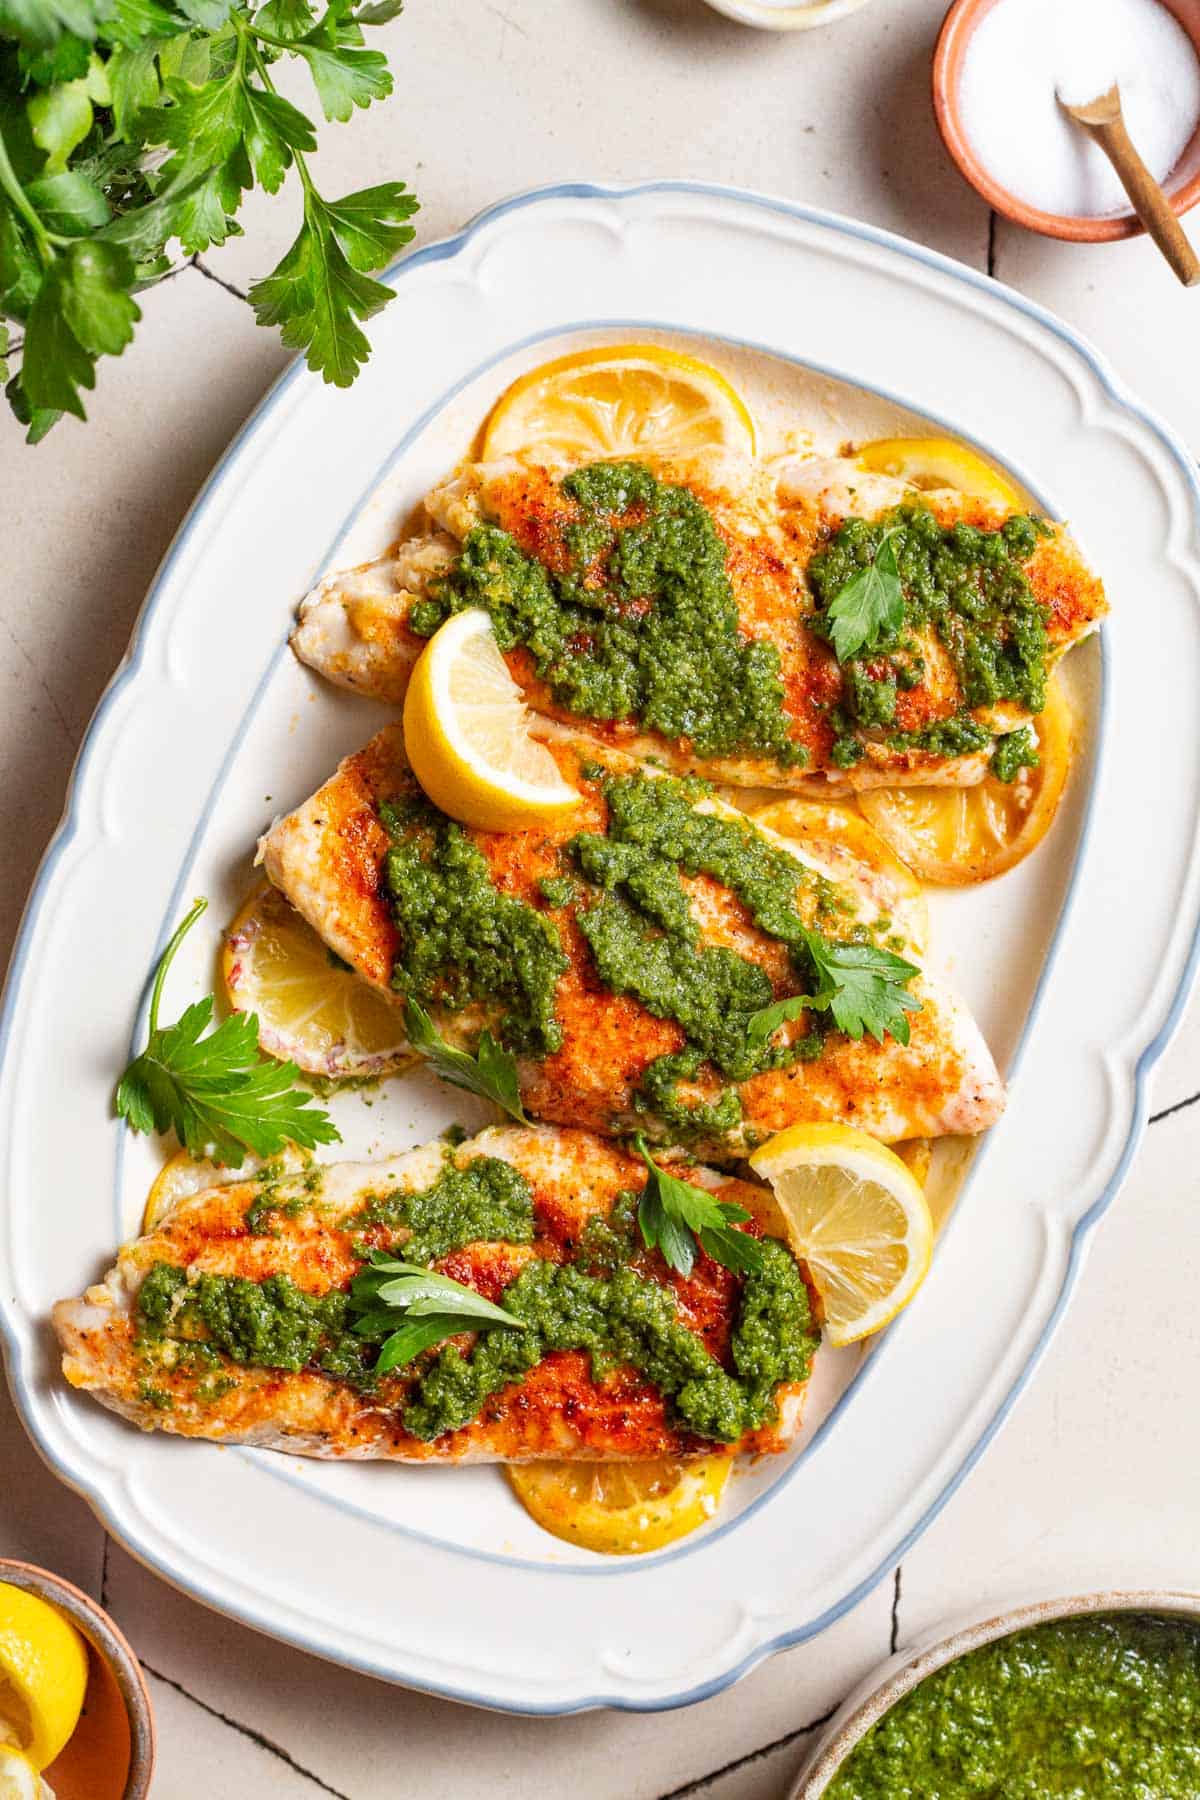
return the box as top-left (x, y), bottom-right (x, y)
top-left (793, 1590), bottom-right (1200, 1797)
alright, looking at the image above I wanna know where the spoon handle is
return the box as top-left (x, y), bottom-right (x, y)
top-left (1081, 112), bottom-right (1200, 287)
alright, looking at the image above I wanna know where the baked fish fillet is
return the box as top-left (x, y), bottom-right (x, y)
top-left (53, 1126), bottom-right (817, 1461)
top-left (292, 449), bottom-right (1106, 791)
top-left (258, 724), bottom-right (1004, 1156)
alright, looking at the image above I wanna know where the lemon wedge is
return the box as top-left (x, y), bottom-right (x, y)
top-left (508, 1456), bottom-right (732, 1555)
top-left (749, 1123), bottom-right (933, 1346)
top-left (403, 608), bottom-right (582, 831)
top-left (855, 435), bottom-right (1023, 510)
top-left (0, 1586), bottom-right (87, 1772)
top-left (480, 343), bottom-right (756, 463)
top-left (858, 678), bottom-right (1074, 887)
top-left (0, 1747), bottom-right (55, 1800)
top-left (223, 883), bottom-right (412, 1078)
top-left (751, 798), bottom-right (929, 956)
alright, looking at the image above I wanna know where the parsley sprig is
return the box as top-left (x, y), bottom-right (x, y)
top-left (634, 1136), bottom-right (763, 1279)
top-left (402, 997), bottom-right (529, 1126)
top-left (1, 0), bottom-right (417, 440)
top-left (348, 1248), bottom-right (529, 1376)
top-left (402, 1000), bottom-right (528, 1123)
top-left (115, 896), bottom-right (339, 1166)
top-left (747, 932), bottom-right (921, 1050)
top-left (824, 527), bottom-right (904, 662)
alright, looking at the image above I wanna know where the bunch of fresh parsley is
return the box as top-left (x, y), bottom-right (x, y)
top-left (0, 0), bottom-right (416, 441)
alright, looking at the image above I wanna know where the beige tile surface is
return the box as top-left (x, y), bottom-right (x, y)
top-left (3, 0), bottom-right (1200, 1794)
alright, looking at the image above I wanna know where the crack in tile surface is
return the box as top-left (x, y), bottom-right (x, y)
top-left (1149, 1088), bottom-right (1200, 1126)
top-left (141, 1662), bottom-right (353, 1799)
top-left (654, 1704), bottom-right (838, 1799)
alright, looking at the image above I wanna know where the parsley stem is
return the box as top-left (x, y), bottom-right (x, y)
top-left (0, 126), bottom-right (53, 268)
top-left (242, 33), bottom-right (317, 197)
top-left (147, 897), bottom-right (208, 1038)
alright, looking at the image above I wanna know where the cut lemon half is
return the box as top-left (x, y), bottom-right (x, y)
top-left (855, 436), bottom-right (1023, 511)
top-left (0, 1747), bottom-right (54, 1800)
top-left (749, 1123), bottom-right (933, 1347)
top-left (858, 679), bottom-right (1074, 887)
top-left (508, 1456), bottom-right (732, 1555)
top-left (480, 344), bottom-right (756, 464)
top-left (223, 884), bottom-right (411, 1078)
top-left (403, 608), bottom-right (582, 831)
top-left (142, 1142), bottom-right (312, 1234)
top-left (0, 1585), bottom-right (87, 1772)
top-left (751, 798), bottom-right (929, 956)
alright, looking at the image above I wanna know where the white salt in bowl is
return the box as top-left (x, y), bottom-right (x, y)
top-left (933, 0), bottom-right (1200, 241)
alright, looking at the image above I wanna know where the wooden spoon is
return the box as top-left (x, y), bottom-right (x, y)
top-left (1058, 83), bottom-right (1200, 286)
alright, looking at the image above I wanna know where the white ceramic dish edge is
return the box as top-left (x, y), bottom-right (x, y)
top-left (1, 182), bottom-right (1199, 1713)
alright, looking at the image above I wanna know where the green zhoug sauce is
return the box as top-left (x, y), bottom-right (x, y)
top-left (808, 504), bottom-right (1052, 769)
top-left (380, 792), bottom-right (568, 1057)
top-left (825, 1613), bottom-right (1200, 1799)
top-left (568, 772), bottom-right (848, 1124)
top-left (378, 765), bottom-right (888, 1133)
top-left (134, 1161), bottom-right (818, 1445)
top-left (409, 459), bottom-right (807, 767)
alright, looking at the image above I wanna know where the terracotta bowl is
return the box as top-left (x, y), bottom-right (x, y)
top-left (790, 1588), bottom-right (1200, 1796)
top-left (0, 1560), bottom-right (154, 1800)
top-left (933, 0), bottom-right (1200, 241)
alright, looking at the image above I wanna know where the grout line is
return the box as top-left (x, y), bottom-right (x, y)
top-left (653, 1704), bottom-right (838, 1800)
top-left (190, 254), bottom-right (250, 304)
top-left (1149, 1088), bottom-right (1200, 1126)
top-left (141, 1662), bottom-right (353, 1799)
top-left (889, 1563), bottom-right (902, 1655)
top-left (987, 209), bottom-right (997, 277)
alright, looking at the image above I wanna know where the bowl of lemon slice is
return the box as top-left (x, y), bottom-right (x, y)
top-left (0, 1561), bottom-right (153, 1800)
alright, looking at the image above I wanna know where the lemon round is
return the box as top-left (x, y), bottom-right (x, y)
top-left (0, 1585), bottom-right (88, 1772)
top-left (223, 883), bottom-right (411, 1078)
top-left (0, 1746), bottom-right (55, 1800)
top-left (403, 608), bottom-right (582, 831)
top-left (854, 435), bottom-right (1023, 510)
top-left (858, 679), bottom-right (1074, 887)
top-left (751, 797), bottom-right (929, 955)
top-left (508, 1456), bottom-right (732, 1555)
top-left (749, 1123), bottom-right (933, 1346)
top-left (480, 344), bottom-right (756, 464)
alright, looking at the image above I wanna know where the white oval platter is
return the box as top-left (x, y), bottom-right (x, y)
top-left (2, 181), bottom-right (1200, 1714)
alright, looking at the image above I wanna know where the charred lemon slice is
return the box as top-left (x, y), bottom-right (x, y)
top-left (508, 1456), bottom-right (733, 1555)
top-left (858, 680), bottom-right (1074, 887)
top-left (480, 344), bottom-right (756, 463)
top-left (854, 436), bottom-right (1023, 510)
top-left (752, 798), bottom-right (929, 955)
top-left (223, 884), bottom-right (412, 1078)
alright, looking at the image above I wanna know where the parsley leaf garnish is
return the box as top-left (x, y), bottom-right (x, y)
top-left (348, 1249), bottom-right (529, 1376)
top-left (402, 998), bottom-right (529, 1126)
top-left (115, 897), bottom-right (340, 1167)
top-left (634, 1136), bottom-right (763, 1280)
top-left (825, 527), bottom-right (904, 662)
top-left (747, 935), bottom-right (922, 1051)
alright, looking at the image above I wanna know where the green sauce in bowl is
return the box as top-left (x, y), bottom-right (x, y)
top-left (825, 1612), bottom-right (1200, 1797)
